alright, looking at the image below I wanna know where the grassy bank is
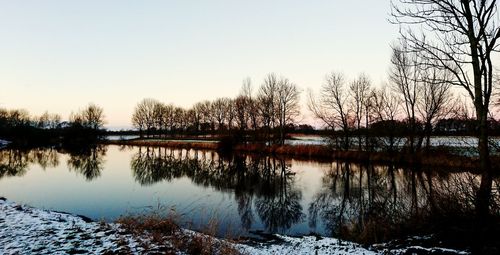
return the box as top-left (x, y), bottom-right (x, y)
top-left (104, 139), bottom-right (496, 170)
top-left (105, 139), bottom-right (220, 150)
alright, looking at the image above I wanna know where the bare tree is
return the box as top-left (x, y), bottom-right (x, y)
top-left (8, 109), bottom-right (31, 127)
top-left (363, 89), bottom-right (377, 150)
top-left (162, 104), bottom-right (175, 135)
top-left (389, 43), bottom-right (420, 152)
top-left (132, 98), bottom-right (158, 137)
top-left (276, 77), bottom-right (301, 145)
top-left (417, 66), bottom-right (455, 151)
top-left (240, 78), bottom-right (260, 130)
top-left (81, 103), bottom-right (105, 130)
top-left (37, 111), bottom-right (50, 129)
top-left (153, 101), bottom-right (166, 137)
top-left (226, 99), bottom-right (236, 131)
top-left (391, 0), bottom-right (500, 215)
top-left (198, 101), bottom-right (214, 132)
top-left (37, 111), bottom-right (61, 129)
top-left (372, 86), bottom-right (402, 152)
top-left (258, 73), bottom-right (279, 142)
top-left (192, 102), bottom-right (205, 133)
top-left (212, 97), bottom-right (230, 131)
top-left (309, 71), bottom-right (351, 150)
top-left (235, 95), bottom-right (250, 131)
top-left (350, 73), bottom-right (371, 150)
top-left (173, 107), bottom-right (186, 133)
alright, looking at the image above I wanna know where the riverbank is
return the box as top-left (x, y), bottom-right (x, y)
top-left (0, 198), bottom-right (470, 254)
top-left (105, 138), bottom-right (496, 170)
top-left (0, 197), bottom-right (378, 254)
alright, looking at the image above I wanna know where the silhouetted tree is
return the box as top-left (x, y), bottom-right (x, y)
top-left (212, 98), bottom-right (230, 131)
top-left (417, 64), bottom-right (455, 151)
top-left (132, 98), bottom-right (159, 137)
top-left (81, 103), bottom-right (106, 131)
top-left (309, 71), bottom-right (352, 150)
top-left (371, 86), bottom-right (402, 152)
top-left (390, 42), bottom-right (420, 152)
top-left (391, 0), bottom-right (500, 216)
top-left (258, 73), bottom-right (279, 143)
top-left (276, 77), bottom-right (300, 145)
top-left (350, 73), bottom-right (371, 150)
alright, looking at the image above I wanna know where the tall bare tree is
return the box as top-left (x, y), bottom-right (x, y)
top-left (240, 78), bottom-right (260, 130)
top-left (163, 104), bottom-right (175, 135)
top-left (392, 0), bottom-right (500, 216)
top-left (389, 43), bottom-right (421, 153)
top-left (81, 103), bottom-right (105, 131)
top-left (226, 99), bottom-right (236, 131)
top-left (153, 101), bottom-right (166, 136)
top-left (132, 98), bottom-right (158, 137)
top-left (417, 66), bottom-right (455, 151)
top-left (235, 95), bottom-right (250, 131)
top-left (309, 71), bottom-right (351, 150)
top-left (212, 97), bottom-right (230, 131)
top-left (37, 111), bottom-right (61, 129)
top-left (350, 73), bottom-right (371, 150)
top-left (372, 86), bottom-right (402, 153)
top-left (277, 77), bottom-right (300, 145)
top-left (258, 73), bottom-right (279, 142)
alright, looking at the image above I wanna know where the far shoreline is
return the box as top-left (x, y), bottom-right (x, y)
top-left (103, 138), bottom-right (497, 171)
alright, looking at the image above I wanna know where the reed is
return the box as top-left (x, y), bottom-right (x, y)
top-left (117, 210), bottom-right (240, 255)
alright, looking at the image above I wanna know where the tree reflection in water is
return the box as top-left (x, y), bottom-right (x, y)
top-left (66, 145), bottom-right (107, 181)
top-left (0, 148), bottom-right (59, 178)
top-left (308, 161), bottom-right (500, 248)
top-left (252, 158), bottom-right (304, 232)
top-left (129, 146), bottom-right (500, 246)
top-left (130, 146), bottom-right (304, 233)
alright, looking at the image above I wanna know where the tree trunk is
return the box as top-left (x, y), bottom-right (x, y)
top-left (476, 109), bottom-right (492, 217)
top-left (357, 119), bottom-right (362, 151)
top-left (365, 110), bottom-right (370, 151)
top-left (425, 122), bottom-right (431, 153)
top-left (409, 117), bottom-right (415, 153)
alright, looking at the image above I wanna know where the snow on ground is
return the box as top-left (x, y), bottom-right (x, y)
top-left (236, 235), bottom-right (378, 255)
top-left (1, 198), bottom-right (380, 255)
top-left (0, 198), bottom-right (470, 255)
top-left (0, 198), bottom-right (145, 254)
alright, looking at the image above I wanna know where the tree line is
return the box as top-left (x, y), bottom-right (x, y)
top-left (131, 73), bottom-right (300, 145)
top-left (0, 103), bottom-right (106, 145)
top-left (130, 50), bottom-right (489, 153)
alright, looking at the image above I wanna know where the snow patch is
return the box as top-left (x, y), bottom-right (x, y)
top-left (236, 235), bottom-right (378, 255)
top-left (0, 199), bottom-right (144, 254)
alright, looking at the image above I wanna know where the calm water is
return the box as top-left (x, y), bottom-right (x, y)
top-left (0, 145), bottom-right (498, 241)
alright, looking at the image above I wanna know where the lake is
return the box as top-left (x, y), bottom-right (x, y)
top-left (0, 145), bottom-right (498, 244)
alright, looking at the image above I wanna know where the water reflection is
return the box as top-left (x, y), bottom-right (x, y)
top-left (0, 148), bottom-right (59, 178)
top-left (307, 162), bottom-right (427, 241)
top-left (0, 145), bottom-right (499, 248)
top-left (130, 147), bottom-right (304, 232)
top-left (66, 145), bottom-right (107, 181)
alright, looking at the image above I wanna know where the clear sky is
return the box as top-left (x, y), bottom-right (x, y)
top-left (0, 0), bottom-right (398, 129)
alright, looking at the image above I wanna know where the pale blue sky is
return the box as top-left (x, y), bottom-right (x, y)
top-left (0, 1), bottom-right (397, 128)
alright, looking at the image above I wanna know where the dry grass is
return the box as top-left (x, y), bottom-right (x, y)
top-left (106, 139), bottom-right (220, 151)
top-left (116, 210), bottom-right (241, 255)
